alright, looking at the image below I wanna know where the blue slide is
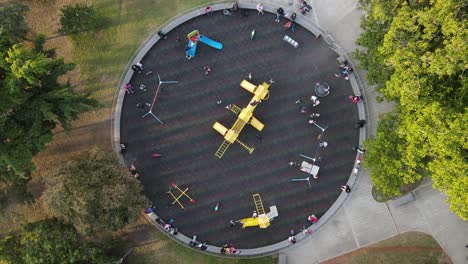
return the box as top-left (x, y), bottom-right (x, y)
top-left (198, 35), bottom-right (223, 50)
top-left (185, 40), bottom-right (198, 59)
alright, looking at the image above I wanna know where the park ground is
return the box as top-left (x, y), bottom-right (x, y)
top-left (125, 230), bottom-right (449, 264)
top-left (0, 0), bottom-right (215, 235)
top-left (0, 0), bottom-right (455, 263)
top-left (322, 232), bottom-right (451, 264)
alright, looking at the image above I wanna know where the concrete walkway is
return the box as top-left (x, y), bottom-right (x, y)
top-left (279, 0), bottom-right (468, 263)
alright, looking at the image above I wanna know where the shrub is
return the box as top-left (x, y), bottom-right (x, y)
top-left (59, 4), bottom-right (101, 35)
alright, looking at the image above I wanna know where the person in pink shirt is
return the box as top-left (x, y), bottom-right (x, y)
top-left (308, 214), bottom-right (318, 223)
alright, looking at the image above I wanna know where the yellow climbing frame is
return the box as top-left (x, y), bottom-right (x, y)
top-left (212, 80), bottom-right (270, 158)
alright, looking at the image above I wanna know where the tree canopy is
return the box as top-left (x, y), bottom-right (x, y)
top-left (0, 218), bottom-right (109, 264)
top-left (0, 3), bottom-right (30, 47)
top-left (0, 2), bottom-right (97, 184)
top-left (42, 147), bottom-right (147, 235)
top-left (59, 4), bottom-right (102, 35)
top-left (357, 0), bottom-right (467, 220)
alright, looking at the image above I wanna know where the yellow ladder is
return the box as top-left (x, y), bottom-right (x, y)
top-left (236, 139), bottom-right (254, 154)
top-left (215, 140), bottom-right (231, 159)
top-left (252, 193), bottom-right (265, 215)
top-left (229, 104), bottom-right (242, 115)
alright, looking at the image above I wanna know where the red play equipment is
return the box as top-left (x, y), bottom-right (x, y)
top-left (167, 183), bottom-right (196, 209)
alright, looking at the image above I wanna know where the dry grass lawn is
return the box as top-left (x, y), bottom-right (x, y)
top-left (323, 232), bottom-right (452, 264)
top-left (127, 229), bottom-right (275, 264)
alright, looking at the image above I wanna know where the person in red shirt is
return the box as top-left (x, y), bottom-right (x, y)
top-left (205, 6), bottom-right (213, 16)
top-left (308, 214), bottom-right (318, 223)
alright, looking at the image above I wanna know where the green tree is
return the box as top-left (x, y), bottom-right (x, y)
top-left (0, 218), bottom-right (109, 264)
top-left (0, 3), bottom-right (30, 46)
top-left (0, 234), bottom-right (22, 264)
top-left (0, 37), bottom-right (97, 184)
top-left (358, 0), bottom-right (467, 219)
top-left (378, 0), bottom-right (467, 106)
top-left (364, 112), bottom-right (416, 197)
top-left (59, 4), bottom-right (101, 35)
top-left (43, 148), bottom-right (147, 234)
top-left (412, 105), bottom-right (467, 220)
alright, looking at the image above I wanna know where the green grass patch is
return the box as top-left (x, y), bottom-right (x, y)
top-left (71, 0), bottom-right (214, 96)
top-left (370, 231), bottom-right (441, 248)
top-left (126, 229), bottom-right (275, 264)
top-left (346, 251), bottom-right (445, 264)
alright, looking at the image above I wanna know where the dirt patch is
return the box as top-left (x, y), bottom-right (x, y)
top-left (23, 0), bottom-right (87, 92)
top-left (23, 0), bottom-right (89, 35)
top-left (0, 198), bottom-right (51, 234)
top-left (29, 107), bottom-right (112, 197)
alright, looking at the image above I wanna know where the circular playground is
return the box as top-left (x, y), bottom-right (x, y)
top-left (119, 8), bottom-right (359, 249)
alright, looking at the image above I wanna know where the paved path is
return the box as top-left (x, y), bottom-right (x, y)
top-left (274, 0), bottom-right (468, 263)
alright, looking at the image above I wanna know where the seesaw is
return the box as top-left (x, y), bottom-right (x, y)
top-left (167, 183), bottom-right (196, 209)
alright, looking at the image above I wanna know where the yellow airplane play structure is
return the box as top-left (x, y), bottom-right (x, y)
top-left (213, 80), bottom-right (271, 158)
top-left (239, 193), bottom-right (278, 229)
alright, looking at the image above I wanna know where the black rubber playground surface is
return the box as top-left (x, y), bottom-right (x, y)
top-left (120, 10), bottom-right (359, 248)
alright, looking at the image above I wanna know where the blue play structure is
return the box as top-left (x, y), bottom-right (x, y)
top-left (185, 30), bottom-right (223, 59)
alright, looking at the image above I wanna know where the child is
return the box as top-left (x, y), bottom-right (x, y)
top-left (308, 214), bottom-right (318, 223)
top-left (120, 143), bottom-right (127, 153)
top-left (124, 83), bottom-right (134, 94)
top-left (288, 235), bottom-right (296, 243)
top-left (256, 3), bottom-right (264, 15)
top-left (310, 96), bottom-right (320, 106)
top-left (340, 185), bottom-right (351, 193)
top-left (275, 8), bottom-right (285, 22)
top-left (355, 120), bottom-right (366, 128)
top-left (335, 65), bottom-right (353, 80)
top-left (289, 161), bottom-right (300, 167)
top-left (131, 64), bottom-right (142, 73)
top-left (129, 164), bottom-right (140, 178)
top-left (157, 31), bottom-right (167, 40)
top-left (203, 66), bottom-right (211, 75)
top-left (319, 141), bottom-right (328, 148)
top-left (301, 226), bottom-right (312, 235)
top-left (205, 6), bottom-right (213, 16)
